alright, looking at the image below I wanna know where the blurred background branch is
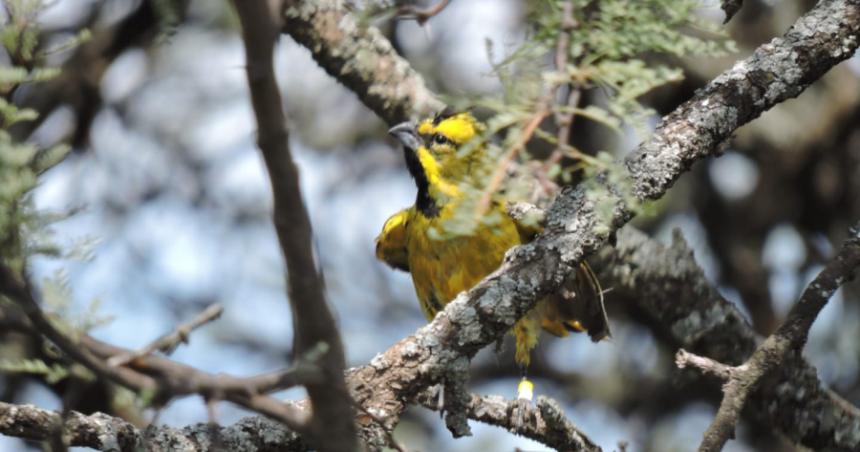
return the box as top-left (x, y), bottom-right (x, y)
top-left (681, 222), bottom-right (860, 452)
top-left (232, 1), bottom-right (357, 450)
top-left (1, 0), bottom-right (859, 451)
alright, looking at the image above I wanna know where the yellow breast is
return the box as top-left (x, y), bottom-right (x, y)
top-left (405, 204), bottom-right (521, 321)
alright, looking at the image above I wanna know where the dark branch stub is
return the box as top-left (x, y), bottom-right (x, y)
top-left (722, 0), bottom-right (744, 23)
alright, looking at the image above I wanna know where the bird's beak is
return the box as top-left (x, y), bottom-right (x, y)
top-left (389, 122), bottom-right (421, 151)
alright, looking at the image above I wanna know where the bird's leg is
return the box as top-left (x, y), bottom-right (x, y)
top-left (511, 365), bottom-right (536, 430)
top-left (517, 368), bottom-right (535, 402)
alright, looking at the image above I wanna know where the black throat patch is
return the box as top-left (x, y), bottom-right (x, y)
top-left (403, 146), bottom-right (440, 218)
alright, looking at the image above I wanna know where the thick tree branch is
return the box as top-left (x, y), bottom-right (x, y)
top-left (231, 2), bottom-right (357, 450)
top-left (281, 0), bottom-right (445, 125)
top-left (3, 1), bottom-right (859, 451)
top-left (0, 402), bottom-right (308, 452)
top-left (601, 227), bottom-right (860, 450)
top-left (680, 223), bottom-right (860, 452)
top-left (341, 0), bottom-right (860, 438)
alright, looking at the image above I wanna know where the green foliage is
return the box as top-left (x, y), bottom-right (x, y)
top-left (1, 1), bottom-right (110, 384)
top-left (0, 2), bottom-right (76, 273)
top-left (0, 1), bottom-right (42, 62)
top-left (436, 0), bottom-right (734, 237)
top-left (40, 269), bottom-right (114, 335)
top-left (515, 0), bottom-right (733, 136)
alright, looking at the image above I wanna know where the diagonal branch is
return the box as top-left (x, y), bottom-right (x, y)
top-left (231, 1), bottom-right (356, 450)
top-left (106, 303), bottom-right (224, 367)
top-left (342, 0), bottom-right (860, 436)
top-left (603, 226), bottom-right (860, 450)
top-left (2, 1), bottom-right (859, 451)
top-left (0, 267), bottom-right (313, 431)
top-left (679, 223), bottom-right (860, 452)
top-left (281, 0), bottom-right (445, 125)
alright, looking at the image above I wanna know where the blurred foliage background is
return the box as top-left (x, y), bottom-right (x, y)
top-left (1, 0), bottom-right (859, 451)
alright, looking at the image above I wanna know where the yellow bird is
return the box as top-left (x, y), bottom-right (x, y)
top-left (376, 110), bottom-right (609, 396)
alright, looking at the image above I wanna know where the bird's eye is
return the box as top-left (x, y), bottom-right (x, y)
top-left (432, 134), bottom-right (449, 145)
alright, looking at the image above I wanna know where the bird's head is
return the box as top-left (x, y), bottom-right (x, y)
top-left (389, 109), bottom-right (484, 215)
top-left (389, 109), bottom-right (483, 185)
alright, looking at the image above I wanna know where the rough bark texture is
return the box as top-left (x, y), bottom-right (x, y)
top-left (688, 224), bottom-right (860, 451)
top-left (601, 227), bottom-right (860, 450)
top-left (341, 0), bottom-right (860, 447)
top-left (625, 0), bottom-right (860, 203)
top-left (281, 0), bottom-right (445, 125)
top-left (0, 402), bottom-right (308, 452)
top-left (414, 391), bottom-right (602, 452)
top-left (2, 0), bottom-right (859, 451)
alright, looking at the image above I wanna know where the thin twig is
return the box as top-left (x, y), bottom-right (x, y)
top-left (675, 349), bottom-right (736, 381)
top-left (0, 264), bottom-right (315, 430)
top-left (475, 103), bottom-right (551, 216)
top-left (551, 0), bottom-right (579, 145)
top-left (0, 264), bottom-right (160, 393)
top-left (541, 1), bottom-right (583, 194)
top-left (107, 303), bottom-right (224, 367)
top-left (397, 0), bottom-right (452, 25)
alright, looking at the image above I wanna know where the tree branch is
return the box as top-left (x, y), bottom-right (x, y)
top-left (601, 226), bottom-right (860, 450)
top-left (0, 267), bottom-right (314, 431)
top-left (3, 1), bottom-right (859, 451)
top-left (341, 0), bottom-right (860, 439)
top-left (281, 0), bottom-right (445, 125)
top-left (415, 390), bottom-right (602, 452)
top-left (106, 303), bottom-right (224, 368)
top-left (681, 223), bottom-right (860, 452)
top-left (722, 0), bottom-right (744, 23)
top-left (0, 401), bottom-right (308, 452)
top-left (230, 2), bottom-right (358, 450)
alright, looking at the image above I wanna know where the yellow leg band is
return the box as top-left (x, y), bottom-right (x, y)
top-left (517, 378), bottom-right (534, 401)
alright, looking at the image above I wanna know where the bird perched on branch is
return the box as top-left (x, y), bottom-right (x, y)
top-left (376, 109), bottom-right (609, 399)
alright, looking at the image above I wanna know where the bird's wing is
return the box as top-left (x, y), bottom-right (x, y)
top-left (375, 208), bottom-right (411, 272)
top-left (507, 202), bottom-right (611, 341)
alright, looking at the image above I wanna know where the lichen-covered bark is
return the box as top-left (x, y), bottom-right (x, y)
top-left (3, 1), bottom-right (859, 451)
top-left (281, 0), bottom-right (445, 125)
top-left (0, 402), bottom-right (308, 452)
top-left (339, 0), bottom-right (860, 448)
top-left (626, 0), bottom-right (860, 202)
top-left (415, 392), bottom-right (602, 452)
top-left (601, 227), bottom-right (860, 451)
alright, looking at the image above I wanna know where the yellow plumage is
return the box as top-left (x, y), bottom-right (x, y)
top-left (377, 111), bottom-right (608, 369)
